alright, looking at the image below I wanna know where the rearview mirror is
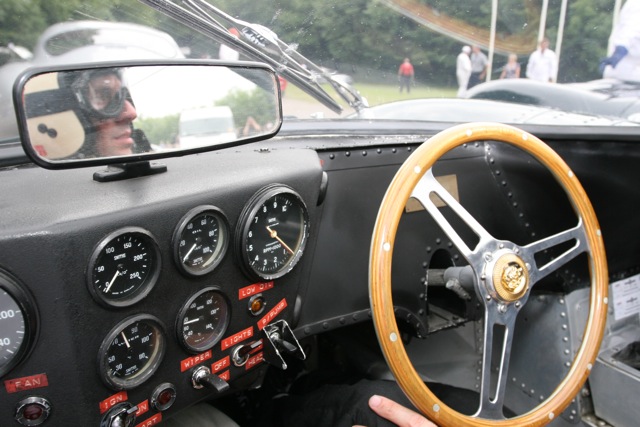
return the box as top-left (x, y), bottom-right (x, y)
top-left (14, 61), bottom-right (282, 168)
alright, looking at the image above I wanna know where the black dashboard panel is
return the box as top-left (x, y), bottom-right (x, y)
top-left (0, 148), bottom-right (323, 425)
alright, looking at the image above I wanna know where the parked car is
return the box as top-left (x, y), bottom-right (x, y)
top-left (465, 78), bottom-right (640, 123)
top-left (0, 2), bottom-right (638, 427)
top-left (178, 106), bottom-right (237, 149)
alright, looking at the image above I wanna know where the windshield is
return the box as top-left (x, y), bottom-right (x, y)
top-left (1, 0), bottom-right (639, 144)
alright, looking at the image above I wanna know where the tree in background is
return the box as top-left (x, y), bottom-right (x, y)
top-left (0, 0), bottom-right (619, 85)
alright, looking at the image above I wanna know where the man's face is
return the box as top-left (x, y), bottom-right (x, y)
top-left (93, 99), bottom-right (137, 157)
top-left (85, 72), bottom-right (138, 157)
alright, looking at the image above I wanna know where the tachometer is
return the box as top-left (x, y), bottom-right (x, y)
top-left (177, 287), bottom-right (230, 353)
top-left (237, 185), bottom-right (310, 280)
top-left (0, 271), bottom-right (37, 378)
top-left (98, 314), bottom-right (166, 390)
top-left (87, 227), bottom-right (161, 308)
top-left (173, 206), bottom-right (229, 276)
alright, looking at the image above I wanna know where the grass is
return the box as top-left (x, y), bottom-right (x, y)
top-left (285, 81), bottom-right (457, 109)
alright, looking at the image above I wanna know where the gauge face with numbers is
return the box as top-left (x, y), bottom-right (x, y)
top-left (237, 185), bottom-right (310, 280)
top-left (0, 271), bottom-right (37, 378)
top-left (177, 287), bottom-right (230, 353)
top-left (173, 206), bottom-right (229, 276)
top-left (87, 227), bottom-right (161, 308)
top-left (98, 314), bottom-right (166, 390)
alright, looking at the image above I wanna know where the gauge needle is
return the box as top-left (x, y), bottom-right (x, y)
top-left (104, 270), bottom-right (120, 293)
top-left (266, 226), bottom-right (294, 255)
top-left (183, 318), bottom-right (200, 325)
top-left (120, 331), bottom-right (131, 349)
top-left (182, 243), bottom-right (197, 262)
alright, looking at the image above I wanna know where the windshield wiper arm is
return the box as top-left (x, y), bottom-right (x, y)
top-left (139, 0), bottom-right (367, 113)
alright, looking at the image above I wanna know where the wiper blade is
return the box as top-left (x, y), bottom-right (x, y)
top-left (139, 0), bottom-right (367, 113)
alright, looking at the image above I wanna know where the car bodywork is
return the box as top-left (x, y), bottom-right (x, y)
top-left (465, 79), bottom-right (640, 123)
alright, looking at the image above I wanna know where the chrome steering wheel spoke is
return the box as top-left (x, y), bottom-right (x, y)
top-left (411, 168), bottom-right (495, 263)
top-left (521, 219), bottom-right (588, 285)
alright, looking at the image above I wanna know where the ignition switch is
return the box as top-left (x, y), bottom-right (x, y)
top-left (100, 402), bottom-right (137, 427)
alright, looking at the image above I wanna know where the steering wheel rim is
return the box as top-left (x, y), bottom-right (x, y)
top-left (369, 122), bottom-right (608, 426)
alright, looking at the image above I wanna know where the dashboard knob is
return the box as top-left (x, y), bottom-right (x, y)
top-left (191, 366), bottom-right (230, 393)
top-left (14, 397), bottom-right (51, 426)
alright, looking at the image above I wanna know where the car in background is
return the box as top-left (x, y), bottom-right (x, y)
top-left (465, 78), bottom-right (640, 123)
top-left (354, 98), bottom-right (637, 126)
top-left (0, 20), bottom-right (184, 140)
top-left (178, 106), bottom-right (237, 149)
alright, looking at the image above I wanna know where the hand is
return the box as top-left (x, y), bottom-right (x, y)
top-left (599, 45), bottom-right (629, 73)
top-left (353, 395), bottom-right (438, 427)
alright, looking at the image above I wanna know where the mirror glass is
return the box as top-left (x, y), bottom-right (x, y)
top-left (18, 63), bottom-right (281, 163)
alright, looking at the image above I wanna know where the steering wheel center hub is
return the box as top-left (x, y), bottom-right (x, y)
top-left (492, 253), bottom-right (529, 302)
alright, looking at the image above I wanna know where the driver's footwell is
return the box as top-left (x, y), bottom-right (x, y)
top-left (254, 378), bottom-right (511, 427)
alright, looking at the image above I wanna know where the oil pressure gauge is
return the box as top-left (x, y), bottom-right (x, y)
top-left (173, 206), bottom-right (229, 276)
top-left (237, 185), bottom-right (310, 280)
top-left (87, 227), bottom-right (161, 308)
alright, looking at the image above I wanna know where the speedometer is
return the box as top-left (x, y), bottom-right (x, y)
top-left (87, 227), bottom-right (161, 308)
top-left (0, 270), bottom-right (37, 378)
top-left (236, 185), bottom-right (310, 280)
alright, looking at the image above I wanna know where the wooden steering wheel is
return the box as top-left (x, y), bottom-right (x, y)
top-left (369, 123), bottom-right (608, 426)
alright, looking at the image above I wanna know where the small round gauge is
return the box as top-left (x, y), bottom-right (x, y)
top-left (98, 314), bottom-right (166, 390)
top-left (237, 185), bottom-right (310, 280)
top-left (173, 206), bottom-right (229, 276)
top-left (87, 227), bottom-right (161, 308)
top-left (177, 287), bottom-right (230, 353)
top-left (0, 271), bottom-right (37, 378)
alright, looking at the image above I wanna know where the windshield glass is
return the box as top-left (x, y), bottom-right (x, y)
top-left (1, 0), bottom-right (639, 144)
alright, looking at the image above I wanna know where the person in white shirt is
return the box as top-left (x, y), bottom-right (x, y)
top-left (601, 0), bottom-right (640, 82)
top-left (526, 37), bottom-right (557, 83)
top-left (456, 45), bottom-right (472, 97)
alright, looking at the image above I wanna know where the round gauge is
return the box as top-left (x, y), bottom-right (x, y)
top-left (237, 185), bottom-right (310, 280)
top-left (177, 287), bottom-right (230, 353)
top-left (0, 271), bottom-right (37, 378)
top-left (87, 227), bottom-right (161, 308)
top-left (173, 206), bottom-right (229, 276)
top-left (98, 314), bottom-right (166, 390)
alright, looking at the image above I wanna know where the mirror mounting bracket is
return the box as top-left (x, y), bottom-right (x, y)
top-left (93, 161), bottom-right (167, 182)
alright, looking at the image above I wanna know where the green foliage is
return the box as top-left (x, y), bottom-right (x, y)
top-left (560, 0), bottom-right (614, 82)
top-left (218, 88), bottom-right (277, 132)
top-left (136, 114), bottom-right (179, 147)
top-left (0, 0), bottom-right (624, 86)
top-left (0, 0), bottom-right (47, 48)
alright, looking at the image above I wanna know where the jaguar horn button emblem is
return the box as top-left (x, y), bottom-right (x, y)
top-left (492, 253), bottom-right (529, 302)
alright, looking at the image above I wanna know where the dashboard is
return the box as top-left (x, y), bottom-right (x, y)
top-left (0, 147), bottom-right (323, 425)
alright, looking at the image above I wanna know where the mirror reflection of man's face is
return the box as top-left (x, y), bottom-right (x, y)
top-left (93, 100), bottom-right (137, 157)
top-left (86, 73), bottom-right (138, 157)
